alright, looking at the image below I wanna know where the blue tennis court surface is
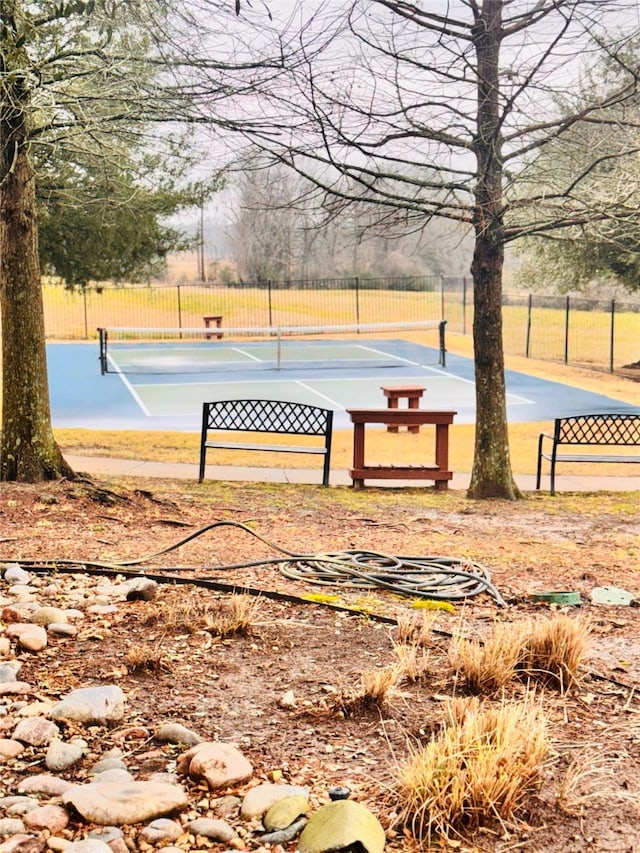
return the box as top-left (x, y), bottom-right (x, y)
top-left (48, 339), bottom-right (639, 432)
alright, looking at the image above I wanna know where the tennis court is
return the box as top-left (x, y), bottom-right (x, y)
top-left (47, 328), bottom-right (640, 432)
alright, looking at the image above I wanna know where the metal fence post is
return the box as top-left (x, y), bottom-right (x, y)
top-left (564, 295), bottom-right (570, 364)
top-left (525, 293), bottom-right (532, 358)
top-left (609, 299), bottom-right (615, 373)
top-left (268, 280), bottom-right (273, 327)
top-left (355, 276), bottom-right (360, 328)
top-left (177, 284), bottom-right (182, 337)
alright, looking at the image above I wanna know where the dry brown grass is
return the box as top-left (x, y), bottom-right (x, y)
top-left (334, 664), bottom-right (403, 716)
top-left (142, 592), bottom-right (262, 638)
top-left (204, 594), bottom-right (263, 638)
top-left (125, 643), bottom-right (168, 674)
top-left (556, 748), bottom-right (625, 816)
top-left (395, 694), bottom-right (550, 843)
top-left (450, 615), bottom-right (591, 695)
top-left (144, 595), bottom-right (215, 633)
top-left (395, 612), bottom-right (440, 647)
top-left (393, 642), bottom-right (432, 684)
top-left (450, 622), bottom-right (525, 694)
top-left (519, 614), bottom-right (591, 692)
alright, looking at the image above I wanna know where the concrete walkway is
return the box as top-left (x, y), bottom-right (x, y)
top-left (66, 455), bottom-right (640, 492)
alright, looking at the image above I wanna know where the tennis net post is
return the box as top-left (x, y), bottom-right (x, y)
top-left (98, 327), bottom-right (108, 375)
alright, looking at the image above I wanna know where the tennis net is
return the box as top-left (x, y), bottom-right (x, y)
top-left (97, 321), bottom-right (447, 376)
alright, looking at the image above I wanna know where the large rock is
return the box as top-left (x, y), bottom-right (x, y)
top-left (12, 718), bottom-right (59, 747)
top-left (23, 804), bottom-right (69, 833)
top-left (263, 794), bottom-right (309, 831)
top-left (63, 781), bottom-right (188, 825)
top-left (298, 800), bottom-right (386, 853)
top-left (240, 782), bottom-right (309, 820)
top-left (177, 742), bottom-right (253, 790)
top-left (49, 686), bottom-right (125, 726)
top-left (31, 607), bottom-right (68, 626)
top-left (17, 626), bottom-right (48, 652)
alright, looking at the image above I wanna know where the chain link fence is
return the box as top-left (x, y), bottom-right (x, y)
top-left (42, 277), bottom-right (640, 374)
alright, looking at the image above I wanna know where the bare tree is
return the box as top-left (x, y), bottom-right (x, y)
top-left (213, 0), bottom-right (640, 498)
top-left (227, 155), bottom-right (469, 280)
top-left (227, 162), bottom-right (301, 281)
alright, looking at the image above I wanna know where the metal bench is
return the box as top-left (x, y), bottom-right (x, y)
top-left (536, 412), bottom-right (640, 494)
top-left (199, 399), bottom-right (333, 486)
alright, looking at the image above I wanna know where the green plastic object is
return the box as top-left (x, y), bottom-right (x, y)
top-left (529, 591), bottom-right (582, 606)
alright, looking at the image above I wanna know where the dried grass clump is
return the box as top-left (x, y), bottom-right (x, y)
top-left (125, 643), bottom-right (168, 674)
top-left (395, 696), bottom-right (550, 843)
top-left (519, 614), bottom-right (590, 692)
top-left (144, 596), bottom-right (215, 633)
top-left (206, 594), bottom-right (262, 638)
top-left (334, 665), bottom-right (402, 716)
top-left (395, 612), bottom-right (439, 647)
top-left (450, 623), bottom-right (525, 694)
top-left (449, 616), bottom-right (591, 696)
top-left (557, 748), bottom-right (625, 816)
top-left (394, 642), bottom-right (431, 684)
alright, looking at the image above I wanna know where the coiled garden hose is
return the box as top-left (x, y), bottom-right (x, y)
top-left (6, 519), bottom-right (506, 612)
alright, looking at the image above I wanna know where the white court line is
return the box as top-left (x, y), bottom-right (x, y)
top-left (357, 344), bottom-right (423, 366)
top-left (107, 355), bottom-right (152, 416)
top-left (294, 381), bottom-right (344, 409)
top-left (233, 347), bottom-right (264, 363)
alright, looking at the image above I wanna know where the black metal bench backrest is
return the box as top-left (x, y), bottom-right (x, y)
top-left (556, 413), bottom-right (640, 446)
top-left (204, 399), bottom-right (332, 435)
top-left (199, 399), bottom-right (334, 486)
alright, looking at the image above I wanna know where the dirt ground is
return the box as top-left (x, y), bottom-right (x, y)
top-left (1, 477), bottom-right (639, 852)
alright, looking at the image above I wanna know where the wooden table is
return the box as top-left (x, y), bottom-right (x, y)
top-left (203, 315), bottom-right (224, 340)
top-left (381, 384), bottom-right (426, 433)
top-left (347, 408), bottom-right (457, 490)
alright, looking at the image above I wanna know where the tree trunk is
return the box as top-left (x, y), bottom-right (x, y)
top-left (0, 12), bottom-right (75, 482)
top-left (468, 235), bottom-right (520, 499)
top-left (467, 0), bottom-right (521, 500)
